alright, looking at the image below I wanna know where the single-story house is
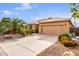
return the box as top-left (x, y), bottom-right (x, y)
top-left (70, 27), bottom-right (79, 36)
top-left (32, 23), bottom-right (39, 33)
top-left (32, 18), bottom-right (74, 35)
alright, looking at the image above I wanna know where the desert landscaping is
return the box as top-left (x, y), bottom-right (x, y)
top-left (0, 3), bottom-right (79, 56)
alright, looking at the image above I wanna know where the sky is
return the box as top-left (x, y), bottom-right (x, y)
top-left (0, 3), bottom-right (79, 27)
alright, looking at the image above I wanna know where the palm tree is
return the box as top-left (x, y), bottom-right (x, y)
top-left (11, 18), bottom-right (29, 36)
top-left (19, 24), bottom-right (29, 36)
top-left (12, 18), bottom-right (27, 33)
top-left (70, 3), bottom-right (79, 36)
top-left (0, 17), bottom-right (31, 36)
top-left (0, 17), bottom-right (12, 34)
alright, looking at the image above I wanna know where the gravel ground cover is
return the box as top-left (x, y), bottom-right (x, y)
top-left (0, 34), bottom-right (23, 42)
top-left (37, 41), bottom-right (79, 56)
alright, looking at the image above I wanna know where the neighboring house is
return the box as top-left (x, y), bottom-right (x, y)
top-left (76, 27), bottom-right (79, 36)
top-left (70, 27), bottom-right (79, 36)
top-left (32, 23), bottom-right (39, 33)
top-left (32, 18), bottom-right (74, 35)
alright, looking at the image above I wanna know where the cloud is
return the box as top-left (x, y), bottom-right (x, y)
top-left (16, 3), bottom-right (32, 11)
top-left (2, 10), bottom-right (12, 16)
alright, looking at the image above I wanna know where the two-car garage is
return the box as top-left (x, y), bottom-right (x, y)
top-left (38, 18), bottom-right (73, 35)
top-left (42, 25), bottom-right (64, 35)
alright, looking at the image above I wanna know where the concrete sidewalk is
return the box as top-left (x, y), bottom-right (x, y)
top-left (0, 35), bottom-right (57, 56)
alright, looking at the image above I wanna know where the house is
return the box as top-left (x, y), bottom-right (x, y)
top-left (70, 27), bottom-right (79, 36)
top-left (75, 27), bottom-right (79, 36)
top-left (32, 23), bottom-right (39, 33)
top-left (32, 18), bottom-right (74, 35)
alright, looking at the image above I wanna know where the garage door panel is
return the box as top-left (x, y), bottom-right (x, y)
top-left (42, 25), bottom-right (64, 35)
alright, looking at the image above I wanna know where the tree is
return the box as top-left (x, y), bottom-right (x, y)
top-left (10, 18), bottom-right (30, 36)
top-left (0, 17), bottom-right (34, 36)
top-left (0, 17), bottom-right (12, 34)
top-left (70, 3), bottom-right (79, 36)
top-left (0, 17), bottom-right (30, 36)
top-left (70, 3), bottom-right (79, 27)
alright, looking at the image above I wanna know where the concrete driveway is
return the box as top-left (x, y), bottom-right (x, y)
top-left (0, 34), bottom-right (58, 56)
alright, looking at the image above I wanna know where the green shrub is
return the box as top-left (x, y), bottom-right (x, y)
top-left (19, 27), bottom-right (27, 36)
top-left (58, 33), bottom-right (72, 42)
top-left (61, 36), bottom-right (71, 43)
top-left (31, 29), bottom-right (36, 33)
top-left (66, 33), bottom-right (73, 38)
top-left (62, 40), bottom-right (76, 47)
top-left (58, 33), bottom-right (77, 47)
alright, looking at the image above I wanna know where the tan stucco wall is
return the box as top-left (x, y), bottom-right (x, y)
top-left (39, 21), bottom-right (73, 35)
top-left (32, 24), bottom-right (38, 32)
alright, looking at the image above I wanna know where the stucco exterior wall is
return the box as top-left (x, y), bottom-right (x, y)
top-left (38, 21), bottom-right (73, 35)
top-left (32, 24), bottom-right (38, 33)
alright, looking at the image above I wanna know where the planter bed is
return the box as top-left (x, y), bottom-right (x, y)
top-left (37, 41), bottom-right (79, 56)
top-left (0, 34), bottom-right (23, 42)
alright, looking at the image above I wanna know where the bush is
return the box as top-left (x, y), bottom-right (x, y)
top-left (67, 33), bottom-right (73, 38)
top-left (31, 29), bottom-right (36, 33)
top-left (19, 27), bottom-right (27, 36)
top-left (62, 40), bottom-right (76, 47)
top-left (58, 33), bottom-right (77, 47)
top-left (61, 36), bottom-right (71, 43)
top-left (58, 33), bottom-right (72, 42)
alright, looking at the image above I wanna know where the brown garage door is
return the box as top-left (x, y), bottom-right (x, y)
top-left (42, 25), bottom-right (64, 35)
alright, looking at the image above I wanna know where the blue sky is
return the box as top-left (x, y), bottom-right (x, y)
top-left (0, 3), bottom-right (79, 27)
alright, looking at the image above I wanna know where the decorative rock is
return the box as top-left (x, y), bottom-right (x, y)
top-left (63, 52), bottom-right (75, 56)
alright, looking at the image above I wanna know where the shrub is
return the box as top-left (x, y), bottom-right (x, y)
top-left (58, 33), bottom-right (72, 42)
top-left (58, 33), bottom-right (77, 47)
top-left (19, 27), bottom-right (27, 36)
top-left (62, 36), bottom-right (71, 43)
top-left (31, 29), bottom-right (36, 33)
top-left (66, 33), bottom-right (73, 38)
top-left (62, 40), bottom-right (76, 47)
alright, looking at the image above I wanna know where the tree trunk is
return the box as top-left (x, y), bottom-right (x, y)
top-left (73, 17), bottom-right (76, 37)
top-left (71, 15), bottom-right (76, 37)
